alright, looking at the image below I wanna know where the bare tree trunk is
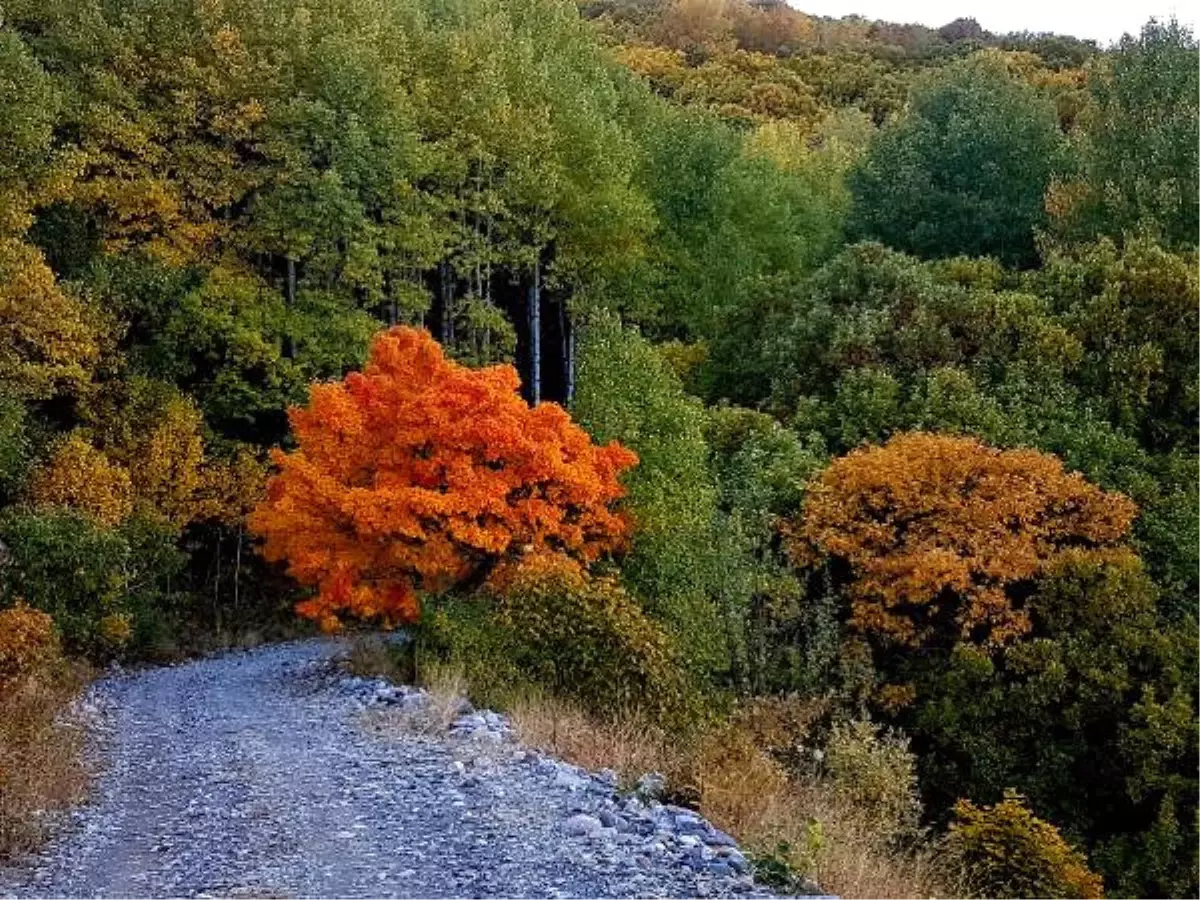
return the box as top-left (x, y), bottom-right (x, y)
top-left (213, 534), bottom-right (223, 638)
top-left (528, 262), bottom-right (541, 405)
top-left (558, 298), bottom-right (575, 404)
top-left (285, 257), bottom-right (297, 359)
top-left (567, 325), bottom-right (576, 404)
top-left (233, 524), bottom-right (242, 619)
top-left (439, 261), bottom-right (454, 345)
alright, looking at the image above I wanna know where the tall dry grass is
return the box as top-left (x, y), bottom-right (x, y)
top-left (507, 693), bottom-right (961, 899)
top-left (0, 663), bottom-right (91, 859)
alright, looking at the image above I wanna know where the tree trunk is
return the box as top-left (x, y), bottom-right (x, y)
top-left (285, 257), bottom-right (297, 359)
top-left (439, 261), bottom-right (454, 346)
top-left (559, 299), bottom-right (575, 404)
top-left (528, 262), bottom-right (541, 405)
top-left (213, 534), bottom-right (223, 638)
top-left (233, 524), bottom-right (242, 619)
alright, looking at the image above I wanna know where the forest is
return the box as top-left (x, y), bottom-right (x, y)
top-left (0, 0), bottom-right (1196, 895)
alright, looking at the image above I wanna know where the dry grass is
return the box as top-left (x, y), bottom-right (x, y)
top-left (505, 691), bottom-right (689, 788)
top-left (0, 663), bottom-right (91, 859)
top-left (418, 663), bottom-right (471, 732)
top-left (361, 660), bottom-right (471, 738)
top-left (343, 633), bottom-right (411, 682)
top-left (507, 693), bottom-right (961, 899)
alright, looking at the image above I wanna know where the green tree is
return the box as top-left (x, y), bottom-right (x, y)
top-left (912, 554), bottom-right (1197, 898)
top-left (1059, 19), bottom-right (1198, 248)
top-left (572, 311), bottom-right (726, 673)
top-left (847, 56), bottom-right (1068, 266)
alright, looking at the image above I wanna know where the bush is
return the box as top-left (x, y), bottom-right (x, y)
top-left (0, 603), bottom-right (58, 688)
top-left (948, 791), bottom-right (1104, 899)
top-left (417, 596), bottom-right (522, 710)
top-left (824, 719), bottom-right (922, 841)
top-left (0, 606), bottom-right (87, 858)
top-left (487, 553), bottom-right (692, 719)
top-left (0, 395), bottom-right (31, 502)
top-left (0, 508), bottom-right (182, 658)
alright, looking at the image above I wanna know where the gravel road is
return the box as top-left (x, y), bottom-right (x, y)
top-left (0, 640), bottom-right (774, 899)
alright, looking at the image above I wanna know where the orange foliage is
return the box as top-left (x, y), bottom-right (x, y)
top-left (788, 432), bottom-right (1137, 648)
top-left (249, 327), bottom-right (638, 631)
top-left (0, 604), bottom-right (58, 689)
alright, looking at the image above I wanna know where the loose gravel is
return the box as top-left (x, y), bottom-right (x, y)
top-left (0, 639), bottom-right (785, 899)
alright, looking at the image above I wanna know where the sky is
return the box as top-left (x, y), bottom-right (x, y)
top-left (792, 0), bottom-right (1197, 45)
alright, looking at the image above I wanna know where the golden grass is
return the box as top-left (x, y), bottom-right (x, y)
top-left (360, 660), bottom-right (470, 738)
top-left (418, 663), bottom-right (471, 733)
top-left (0, 663), bottom-right (91, 860)
top-left (507, 693), bottom-right (961, 899)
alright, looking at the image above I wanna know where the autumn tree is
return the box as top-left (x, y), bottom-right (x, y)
top-left (948, 791), bottom-right (1104, 899)
top-left (249, 327), bottom-right (637, 631)
top-left (788, 432), bottom-right (1137, 649)
top-left (0, 239), bottom-right (104, 401)
top-left (29, 433), bottom-right (134, 528)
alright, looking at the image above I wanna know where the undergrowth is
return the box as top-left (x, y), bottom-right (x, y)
top-left (0, 655), bottom-right (91, 858)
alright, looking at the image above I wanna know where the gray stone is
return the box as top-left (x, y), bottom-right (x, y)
top-left (563, 813), bottom-right (603, 837)
top-left (635, 772), bottom-right (666, 800)
top-left (0, 639), bottom-right (784, 900)
top-left (706, 828), bottom-right (738, 848)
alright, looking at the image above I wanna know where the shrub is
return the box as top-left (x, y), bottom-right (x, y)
top-left (0, 508), bottom-right (182, 658)
top-left (824, 719), bottom-right (922, 841)
top-left (948, 791), bottom-right (1104, 899)
top-left (0, 508), bottom-right (128, 654)
top-left (416, 597), bottom-right (524, 711)
top-left (0, 604), bottom-right (85, 859)
top-left (0, 395), bottom-right (30, 501)
top-left (0, 603), bottom-right (58, 688)
top-left (487, 553), bottom-right (691, 718)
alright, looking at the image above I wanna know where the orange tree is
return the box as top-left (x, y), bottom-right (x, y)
top-left (249, 327), bottom-right (637, 631)
top-left (786, 431), bottom-right (1137, 650)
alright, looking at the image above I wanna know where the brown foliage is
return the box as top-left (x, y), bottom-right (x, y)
top-left (788, 432), bottom-right (1137, 648)
top-left (0, 608), bottom-right (89, 859)
top-left (0, 604), bottom-right (58, 688)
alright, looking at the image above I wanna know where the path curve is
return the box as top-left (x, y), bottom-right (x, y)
top-left (0, 640), bottom-right (770, 899)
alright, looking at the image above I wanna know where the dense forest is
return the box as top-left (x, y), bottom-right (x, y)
top-left (0, 0), bottom-right (1196, 895)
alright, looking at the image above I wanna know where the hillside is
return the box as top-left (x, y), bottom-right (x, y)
top-left (0, 0), bottom-right (1196, 897)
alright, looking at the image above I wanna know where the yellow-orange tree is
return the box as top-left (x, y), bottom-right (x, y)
top-left (787, 432), bottom-right (1137, 648)
top-left (249, 327), bottom-right (637, 631)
